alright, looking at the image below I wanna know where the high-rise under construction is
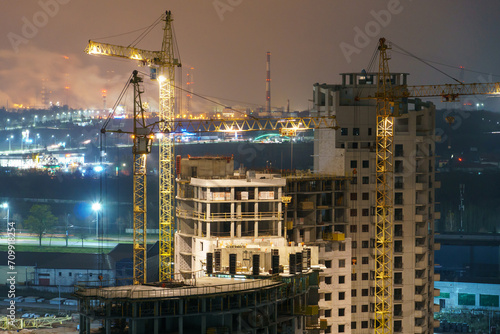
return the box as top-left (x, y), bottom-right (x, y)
top-left (311, 72), bottom-right (440, 334)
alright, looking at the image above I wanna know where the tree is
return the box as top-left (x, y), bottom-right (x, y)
top-left (24, 205), bottom-right (58, 246)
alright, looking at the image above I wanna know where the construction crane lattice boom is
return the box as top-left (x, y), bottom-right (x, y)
top-left (86, 10), bottom-right (180, 284)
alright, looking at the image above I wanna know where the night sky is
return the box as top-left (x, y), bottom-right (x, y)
top-left (1, 1), bottom-right (500, 111)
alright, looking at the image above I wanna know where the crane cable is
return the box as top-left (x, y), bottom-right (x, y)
top-left (128, 14), bottom-right (164, 48)
top-left (101, 72), bottom-right (135, 132)
top-left (389, 41), bottom-right (463, 85)
top-left (97, 71), bottom-right (135, 282)
top-left (135, 69), bottom-right (258, 120)
top-left (390, 50), bottom-right (500, 79)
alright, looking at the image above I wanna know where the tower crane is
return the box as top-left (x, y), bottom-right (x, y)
top-left (86, 10), bottom-right (342, 285)
top-left (99, 70), bottom-right (154, 285)
top-left (86, 10), bottom-right (180, 283)
top-left (367, 38), bottom-right (500, 334)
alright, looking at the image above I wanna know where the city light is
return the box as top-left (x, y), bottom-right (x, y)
top-left (92, 202), bottom-right (101, 240)
top-left (92, 202), bottom-right (101, 212)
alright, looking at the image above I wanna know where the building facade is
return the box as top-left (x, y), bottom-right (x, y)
top-left (175, 156), bottom-right (288, 277)
top-left (284, 175), bottom-right (352, 333)
top-left (312, 73), bottom-right (440, 334)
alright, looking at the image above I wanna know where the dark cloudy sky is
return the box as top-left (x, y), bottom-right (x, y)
top-left (1, 1), bottom-right (500, 111)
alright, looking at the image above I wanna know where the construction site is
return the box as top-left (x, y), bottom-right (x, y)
top-left (34, 8), bottom-right (500, 334)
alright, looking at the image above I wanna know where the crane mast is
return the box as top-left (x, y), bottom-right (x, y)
top-left (85, 10), bottom-right (180, 284)
top-left (374, 38), bottom-right (394, 334)
top-left (369, 37), bottom-right (500, 334)
top-left (158, 11), bottom-right (177, 282)
top-left (131, 71), bottom-right (152, 284)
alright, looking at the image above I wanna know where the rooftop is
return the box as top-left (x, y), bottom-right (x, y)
top-left (74, 275), bottom-right (284, 300)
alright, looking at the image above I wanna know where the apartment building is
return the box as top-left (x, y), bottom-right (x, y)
top-left (284, 174), bottom-right (353, 333)
top-left (312, 72), bottom-right (440, 334)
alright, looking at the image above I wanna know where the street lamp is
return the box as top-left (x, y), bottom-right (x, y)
top-left (7, 135), bottom-right (13, 151)
top-left (65, 214), bottom-right (73, 247)
top-left (92, 202), bottom-right (101, 240)
top-left (2, 203), bottom-right (9, 232)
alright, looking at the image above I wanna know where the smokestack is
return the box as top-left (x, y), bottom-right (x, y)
top-left (266, 52), bottom-right (271, 113)
top-left (101, 89), bottom-right (107, 111)
top-left (186, 67), bottom-right (194, 115)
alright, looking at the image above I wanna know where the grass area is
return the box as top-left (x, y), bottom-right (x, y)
top-left (0, 244), bottom-right (113, 254)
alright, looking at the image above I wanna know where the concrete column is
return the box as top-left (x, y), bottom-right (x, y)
top-left (206, 202), bottom-right (211, 238)
top-left (201, 298), bottom-right (207, 333)
top-left (105, 319), bottom-right (111, 334)
top-left (179, 299), bottom-right (184, 334)
top-left (198, 207), bottom-right (203, 237)
top-left (105, 301), bottom-right (111, 334)
top-left (86, 317), bottom-right (91, 334)
top-left (236, 203), bottom-right (242, 237)
top-left (130, 303), bottom-right (137, 334)
top-left (254, 190), bottom-right (259, 237)
top-left (278, 200), bottom-right (282, 237)
top-left (154, 301), bottom-right (159, 334)
top-left (79, 315), bottom-right (85, 334)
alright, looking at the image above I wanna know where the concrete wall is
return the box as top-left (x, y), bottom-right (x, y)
top-left (35, 268), bottom-right (115, 286)
top-left (0, 266), bottom-right (35, 285)
top-left (318, 239), bottom-right (352, 333)
top-left (179, 157), bottom-right (234, 179)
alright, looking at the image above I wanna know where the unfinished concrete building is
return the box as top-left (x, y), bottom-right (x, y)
top-left (175, 156), bottom-right (356, 333)
top-left (284, 174), bottom-right (352, 333)
top-left (75, 265), bottom-right (324, 333)
top-left (312, 72), bottom-right (440, 334)
top-left (175, 156), bottom-right (288, 276)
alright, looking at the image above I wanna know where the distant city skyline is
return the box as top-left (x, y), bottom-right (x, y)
top-left (1, 1), bottom-right (500, 111)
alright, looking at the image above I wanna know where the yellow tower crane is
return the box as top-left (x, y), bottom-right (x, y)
top-left (369, 38), bottom-right (500, 334)
top-left (373, 38), bottom-right (394, 334)
top-left (86, 10), bottom-right (341, 285)
top-left (85, 10), bottom-right (180, 283)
